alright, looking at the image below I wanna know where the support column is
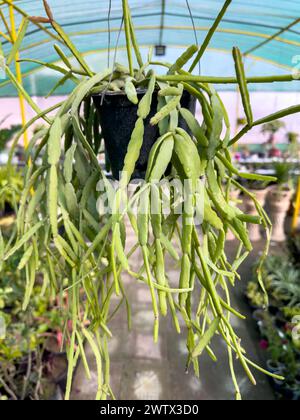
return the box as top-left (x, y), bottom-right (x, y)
top-left (292, 178), bottom-right (300, 233)
top-left (8, 0), bottom-right (28, 149)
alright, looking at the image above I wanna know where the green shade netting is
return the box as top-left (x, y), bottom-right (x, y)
top-left (0, 0), bottom-right (300, 96)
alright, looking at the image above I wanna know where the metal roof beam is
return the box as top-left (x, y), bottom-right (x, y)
top-left (4, 10), bottom-right (300, 48)
top-left (244, 17), bottom-right (300, 56)
top-left (159, 0), bottom-right (166, 45)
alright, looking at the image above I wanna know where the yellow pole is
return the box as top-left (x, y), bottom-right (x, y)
top-left (234, 85), bottom-right (240, 135)
top-left (292, 178), bottom-right (300, 232)
top-left (8, 0), bottom-right (29, 149)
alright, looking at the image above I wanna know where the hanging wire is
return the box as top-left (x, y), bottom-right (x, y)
top-left (107, 0), bottom-right (112, 67)
top-left (101, 15), bottom-right (124, 105)
top-left (185, 0), bottom-right (201, 75)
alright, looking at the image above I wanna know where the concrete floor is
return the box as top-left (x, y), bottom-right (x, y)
top-left (71, 234), bottom-right (278, 401)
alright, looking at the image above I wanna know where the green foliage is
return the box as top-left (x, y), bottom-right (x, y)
top-left (272, 161), bottom-right (294, 187)
top-left (255, 254), bottom-right (300, 308)
top-left (263, 254), bottom-right (291, 277)
top-left (264, 315), bottom-right (284, 363)
top-left (288, 234), bottom-right (300, 269)
top-left (0, 165), bottom-right (23, 213)
top-left (261, 120), bottom-right (286, 136)
top-left (287, 132), bottom-right (299, 145)
top-left (250, 251), bottom-right (300, 394)
top-left (271, 267), bottom-right (300, 307)
top-left (0, 247), bottom-right (65, 399)
top-left (6, 0), bottom-right (300, 401)
top-left (264, 316), bottom-right (298, 381)
top-left (282, 306), bottom-right (300, 320)
top-left (0, 117), bottom-right (21, 153)
top-left (237, 117), bottom-right (247, 126)
top-left (246, 281), bottom-right (266, 308)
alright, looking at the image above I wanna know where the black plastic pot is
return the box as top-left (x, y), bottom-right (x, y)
top-left (266, 359), bottom-right (285, 374)
top-left (93, 90), bottom-right (196, 180)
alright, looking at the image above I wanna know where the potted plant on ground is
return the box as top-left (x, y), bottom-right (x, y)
top-left (4, 0), bottom-right (300, 400)
top-left (240, 179), bottom-right (271, 242)
top-left (0, 247), bottom-right (66, 400)
top-left (248, 245), bottom-right (300, 400)
top-left (269, 161), bottom-right (294, 242)
top-left (265, 322), bottom-right (300, 400)
top-left (270, 265), bottom-right (300, 308)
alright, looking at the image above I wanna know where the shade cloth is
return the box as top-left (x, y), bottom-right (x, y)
top-left (0, 0), bottom-right (300, 96)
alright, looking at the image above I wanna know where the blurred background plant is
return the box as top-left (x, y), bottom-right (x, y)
top-left (272, 161), bottom-right (294, 190)
top-left (0, 243), bottom-right (67, 400)
top-left (286, 132), bottom-right (300, 159)
top-left (247, 241), bottom-right (300, 400)
top-left (262, 120), bottom-right (286, 140)
top-left (288, 235), bottom-right (300, 269)
top-left (287, 132), bottom-right (299, 146)
top-left (0, 117), bottom-right (21, 154)
top-left (0, 166), bottom-right (23, 215)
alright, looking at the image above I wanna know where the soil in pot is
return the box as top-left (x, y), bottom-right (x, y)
top-left (93, 90), bottom-right (196, 180)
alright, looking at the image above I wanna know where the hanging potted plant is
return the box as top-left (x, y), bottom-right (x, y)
top-left (4, 0), bottom-right (300, 400)
top-left (93, 75), bottom-right (196, 180)
top-left (269, 161), bottom-right (294, 242)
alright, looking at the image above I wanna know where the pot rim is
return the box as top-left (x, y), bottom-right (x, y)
top-left (92, 87), bottom-right (194, 98)
top-left (270, 185), bottom-right (293, 193)
top-left (92, 88), bottom-right (148, 98)
top-left (247, 187), bottom-right (270, 193)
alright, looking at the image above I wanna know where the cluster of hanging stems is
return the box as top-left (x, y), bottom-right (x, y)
top-left (2, 0), bottom-right (300, 400)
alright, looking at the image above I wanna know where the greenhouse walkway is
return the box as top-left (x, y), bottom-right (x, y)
top-left (71, 231), bottom-right (277, 401)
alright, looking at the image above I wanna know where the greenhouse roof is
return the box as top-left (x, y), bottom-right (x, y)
top-left (1, 0), bottom-right (300, 96)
